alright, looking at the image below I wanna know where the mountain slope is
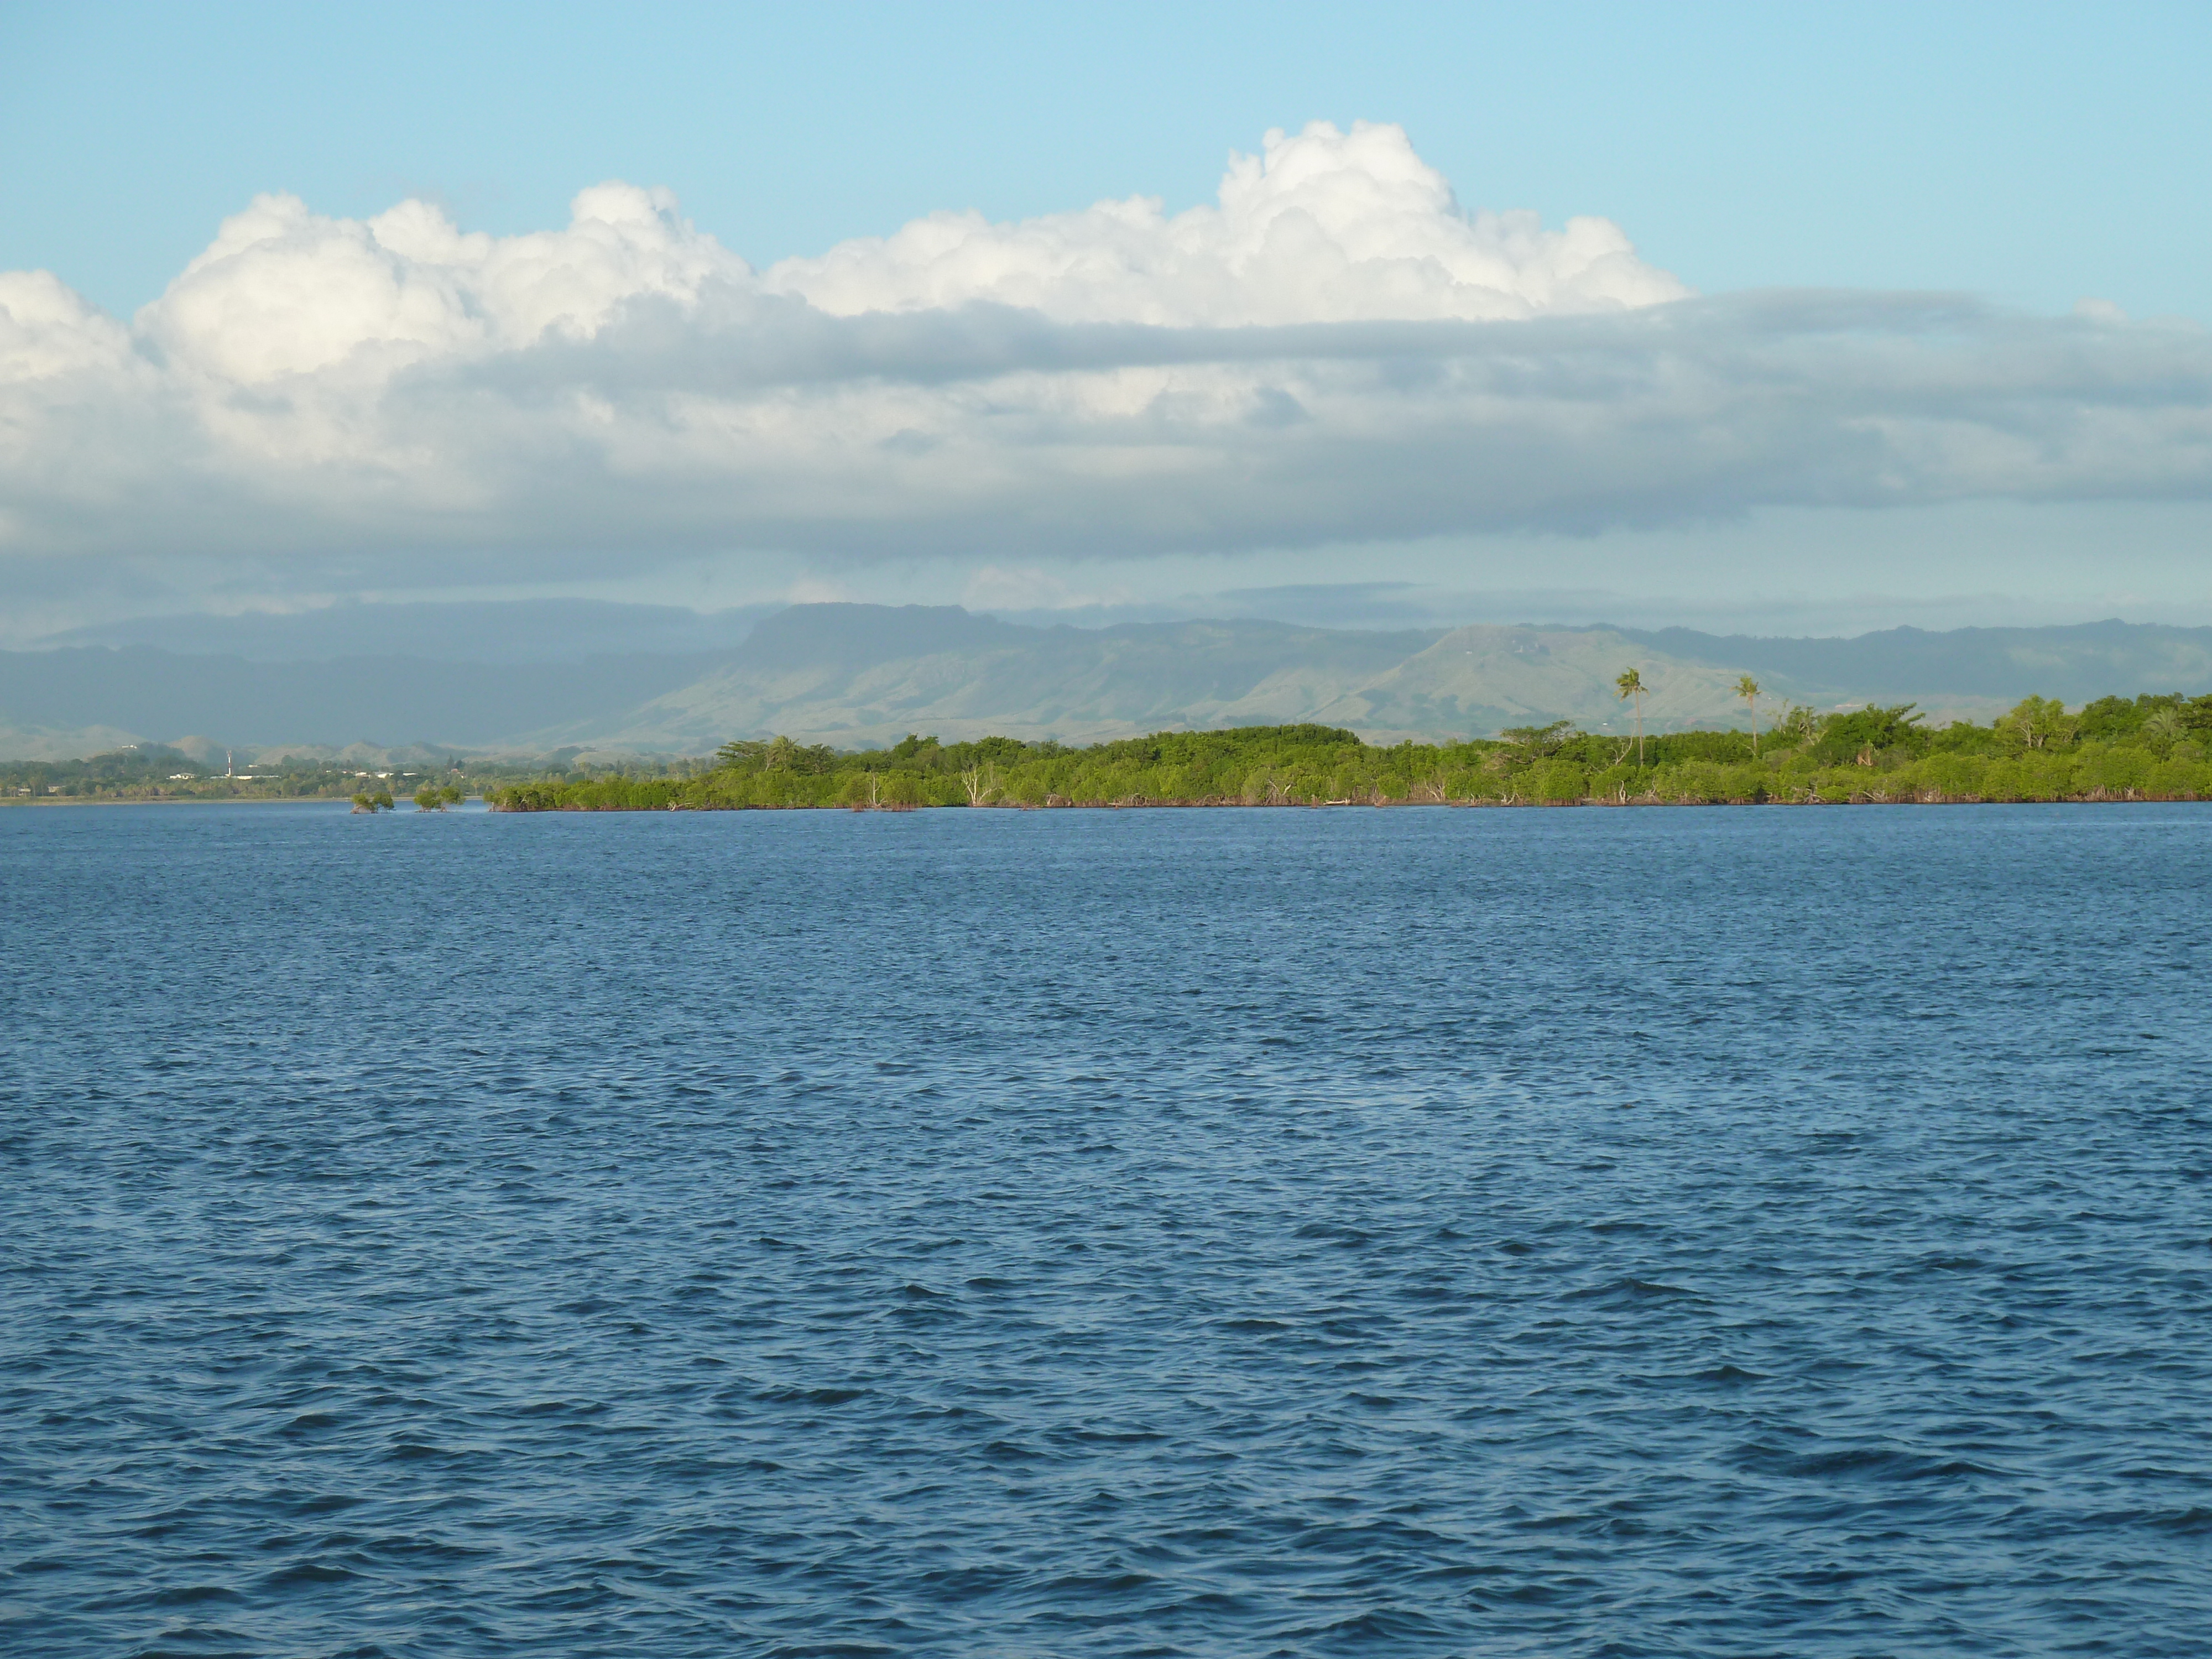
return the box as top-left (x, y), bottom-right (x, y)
top-left (566, 608), bottom-right (2212, 748)
top-left (555, 608), bottom-right (1448, 749)
top-left (1306, 625), bottom-right (1807, 735)
top-left (0, 646), bottom-right (725, 749)
top-left (1618, 620), bottom-right (2212, 703)
top-left (572, 613), bottom-right (1835, 749)
top-left (8, 604), bottom-right (2212, 760)
top-left (35, 599), bottom-right (776, 664)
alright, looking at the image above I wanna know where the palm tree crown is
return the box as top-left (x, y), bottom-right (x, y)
top-left (1616, 667), bottom-right (1648, 765)
top-left (1735, 674), bottom-right (1761, 755)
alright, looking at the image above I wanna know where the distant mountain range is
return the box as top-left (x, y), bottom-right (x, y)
top-left (5, 603), bottom-right (2212, 760)
top-left (0, 645), bottom-right (728, 760)
top-left (37, 598), bottom-right (778, 664)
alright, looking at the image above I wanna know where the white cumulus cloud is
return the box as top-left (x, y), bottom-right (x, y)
top-left (140, 182), bottom-right (745, 385)
top-left (764, 121), bottom-right (1686, 324)
top-left (0, 121), bottom-right (2209, 573)
top-left (0, 270), bottom-right (135, 381)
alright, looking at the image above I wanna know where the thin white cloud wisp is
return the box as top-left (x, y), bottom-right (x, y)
top-left (1, 120), bottom-right (2209, 566)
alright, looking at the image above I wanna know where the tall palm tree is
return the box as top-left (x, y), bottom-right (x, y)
top-left (2143, 706), bottom-right (2186, 754)
top-left (1616, 667), bottom-right (1648, 765)
top-left (1735, 674), bottom-right (1761, 755)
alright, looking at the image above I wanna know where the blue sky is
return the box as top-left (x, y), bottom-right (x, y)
top-left (3, 1), bottom-right (2210, 638)
top-left (8, 0), bottom-right (2208, 320)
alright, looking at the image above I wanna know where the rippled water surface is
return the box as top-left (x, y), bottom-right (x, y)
top-left (4, 802), bottom-right (2211, 1657)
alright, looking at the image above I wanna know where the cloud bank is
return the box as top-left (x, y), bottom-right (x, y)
top-left (2, 120), bottom-right (2209, 566)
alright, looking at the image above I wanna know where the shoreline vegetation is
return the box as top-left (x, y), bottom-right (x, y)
top-left (0, 746), bottom-right (488, 805)
top-left (487, 692), bottom-right (2212, 813)
top-left (12, 689), bottom-right (2212, 812)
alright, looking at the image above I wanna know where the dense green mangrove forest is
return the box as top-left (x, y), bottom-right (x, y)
top-left (488, 693), bottom-right (2212, 812)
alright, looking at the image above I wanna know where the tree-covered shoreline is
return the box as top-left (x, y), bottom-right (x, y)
top-left (0, 745), bottom-right (653, 805)
top-left (488, 693), bottom-right (2212, 813)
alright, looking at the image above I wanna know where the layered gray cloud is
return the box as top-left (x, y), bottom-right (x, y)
top-left (1, 121), bottom-right (2208, 567)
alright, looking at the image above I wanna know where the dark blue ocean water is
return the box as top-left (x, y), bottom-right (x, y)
top-left (3, 802), bottom-right (2210, 1658)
